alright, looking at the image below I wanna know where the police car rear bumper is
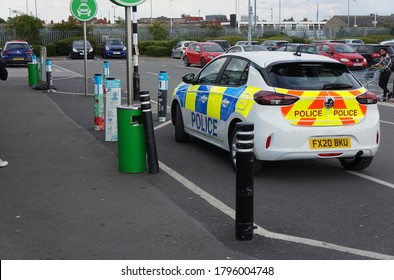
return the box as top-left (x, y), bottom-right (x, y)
top-left (252, 109), bottom-right (380, 161)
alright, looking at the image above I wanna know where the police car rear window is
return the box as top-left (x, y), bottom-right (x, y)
top-left (267, 63), bottom-right (361, 90)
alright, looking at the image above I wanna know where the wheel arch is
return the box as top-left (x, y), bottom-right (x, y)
top-left (227, 117), bottom-right (243, 150)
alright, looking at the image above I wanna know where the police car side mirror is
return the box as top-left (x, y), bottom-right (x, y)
top-left (182, 73), bottom-right (195, 84)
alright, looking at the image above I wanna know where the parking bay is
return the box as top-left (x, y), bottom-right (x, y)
top-left (50, 57), bottom-right (394, 259)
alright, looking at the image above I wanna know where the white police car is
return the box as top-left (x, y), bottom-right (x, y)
top-left (171, 52), bottom-right (380, 174)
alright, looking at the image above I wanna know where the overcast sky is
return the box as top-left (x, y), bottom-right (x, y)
top-left (1, 0), bottom-right (392, 23)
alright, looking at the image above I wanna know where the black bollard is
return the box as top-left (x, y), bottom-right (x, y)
top-left (139, 91), bottom-right (159, 174)
top-left (235, 122), bottom-right (255, 241)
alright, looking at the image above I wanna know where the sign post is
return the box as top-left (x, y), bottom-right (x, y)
top-left (110, 0), bottom-right (147, 106)
top-left (70, 0), bottom-right (98, 96)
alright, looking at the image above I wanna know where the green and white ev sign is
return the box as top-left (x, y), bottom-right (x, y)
top-left (70, 0), bottom-right (98, 21)
top-left (109, 0), bottom-right (148, 7)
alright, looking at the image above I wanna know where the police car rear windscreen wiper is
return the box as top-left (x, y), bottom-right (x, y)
top-left (322, 83), bottom-right (353, 90)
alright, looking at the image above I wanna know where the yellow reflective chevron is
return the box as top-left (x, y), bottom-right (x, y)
top-left (277, 87), bottom-right (367, 126)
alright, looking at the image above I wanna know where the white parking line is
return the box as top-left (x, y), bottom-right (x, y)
top-left (159, 161), bottom-right (394, 260)
top-left (155, 121), bottom-right (394, 259)
top-left (52, 64), bottom-right (83, 77)
top-left (346, 171), bottom-right (394, 189)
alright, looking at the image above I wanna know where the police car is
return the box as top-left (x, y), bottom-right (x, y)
top-left (171, 51), bottom-right (380, 174)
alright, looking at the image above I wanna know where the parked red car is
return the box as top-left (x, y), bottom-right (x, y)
top-left (183, 42), bottom-right (225, 67)
top-left (316, 42), bottom-right (367, 70)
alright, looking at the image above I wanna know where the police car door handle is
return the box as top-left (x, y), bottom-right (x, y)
top-left (222, 99), bottom-right (230, 107)
top-left (201, 95), bottom-right (208, 103)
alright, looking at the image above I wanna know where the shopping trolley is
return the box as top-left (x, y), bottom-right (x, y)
top-left (352, 67), bottom-right (382, 100)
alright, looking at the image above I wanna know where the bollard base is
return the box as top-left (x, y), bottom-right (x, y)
top-left (235, 222), bottom-right (254, 240)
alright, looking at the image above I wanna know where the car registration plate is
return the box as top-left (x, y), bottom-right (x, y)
top-left (354, 63), bottom-right (362, 66)
top-left (309, 137), bottom-right (351, 149)
top-left (13, 57), bottom-right (24, 61)
top-left (113, 51), bottom-right (120, 54)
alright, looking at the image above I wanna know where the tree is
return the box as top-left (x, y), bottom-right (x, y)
top-left (6, 14), bottom-right (43, 44)
top-left (148, 21), bottom-right (169, 40)
top-left (0, 18), bottom-right (6, 24)
top-left (52, 16), bottom-right (83, 35)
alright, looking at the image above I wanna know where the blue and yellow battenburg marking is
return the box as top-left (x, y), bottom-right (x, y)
top-left (173, 84), bottom-right (258, 136)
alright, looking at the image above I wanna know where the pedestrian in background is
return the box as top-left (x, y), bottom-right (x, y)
top-left (0, 60), bottom-right (9, 168)
top-left (373, 47), bottom-right (393, 101)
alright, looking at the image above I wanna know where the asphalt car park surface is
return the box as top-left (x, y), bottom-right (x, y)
top-left (2, 56), bottom-right (394, 259)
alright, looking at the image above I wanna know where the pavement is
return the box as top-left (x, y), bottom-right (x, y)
top-left (0, 74), bottom-right (250, 260)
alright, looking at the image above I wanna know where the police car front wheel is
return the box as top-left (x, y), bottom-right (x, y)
top-left (175, 104), bottom-right (189, 142)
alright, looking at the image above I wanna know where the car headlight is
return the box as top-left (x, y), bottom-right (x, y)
top-left (340, 58), bottom-right (350, 63)
top-left (72, 48), bottom-right (78, 52)
top-left (89, 48), bottom-right (93, 52)
top-left (207, 55), bottom-right (214, 59)
top-left (123, 47), bottom-right (126, 51)
top-left (106, 46), bottom-right (110, 50)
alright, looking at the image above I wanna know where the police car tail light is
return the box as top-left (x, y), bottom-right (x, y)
top-left (356, 91), bottom-right (378, 104)
top-left (254, 91), bottom-right (299, 106)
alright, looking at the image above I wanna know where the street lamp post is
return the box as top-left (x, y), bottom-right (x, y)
top-left (347, 0), bottom-right (356, 28)
top-left (112, 5), bottom-right (117, 23)
top-left (278, 0), bottom-right (281, 30)
top-left (150, 0), bottom-right (153, 24)
top-left (170, 0), bottom-right (173, 34)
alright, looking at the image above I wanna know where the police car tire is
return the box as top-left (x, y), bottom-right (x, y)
top-left (338, 156), bottom-right (373, 170)
top-left (175, 104), bottom-right (189, 142)
top-left (229, 129), bottom-right (262, 175)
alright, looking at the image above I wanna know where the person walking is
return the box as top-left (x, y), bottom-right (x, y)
top-left (373, 47), bottom-right (393, 101)
top-left (0, 60), bottom-right (9, 168)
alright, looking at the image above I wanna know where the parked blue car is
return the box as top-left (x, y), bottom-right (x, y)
top-left (100, 38), bottom-right (126, 59)
top-left (0, 40), bottom-right (33, 66)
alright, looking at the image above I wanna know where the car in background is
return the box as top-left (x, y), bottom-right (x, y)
top-left (226, 45), bottom-right (269, 53)
top-left (275, 44), bottom-right (319, 54)
top-left (171, 52), bottom-right (380, 174)
top-left (234, 41), bottom-right (260, 46)
top-left (0, 40), bottom-right (33, 66)
top-left (171, 41), bottom-right (197, 59)
top-left (207, 40), bottom-right (231, 51)
top-left (261, 40), bottom-right (289, 51)
top-left (69, 40), bottom-right (94, 59)
top-left (380, 40), bottom-right (394, 48)
top-left (183, 42), bottom-right (225, 67)
top-left (333, 38), bottom-right (365, 44)
top-left (353, 44), bottom-right (394, 70)
top-left (316, 42), bottom-right (367, 70)
top-left (100, 38), bottom-right (126, 58)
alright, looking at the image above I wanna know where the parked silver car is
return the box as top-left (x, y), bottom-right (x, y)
top-left (171, 41), bottom-right (197, 59)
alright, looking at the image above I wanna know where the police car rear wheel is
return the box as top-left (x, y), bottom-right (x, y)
top-left (175, 104), bottom-right (189, 142)
top-left (339, 156), bottom-right (373, 170)
top-left (229, 129), bottom-right (262, 175)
